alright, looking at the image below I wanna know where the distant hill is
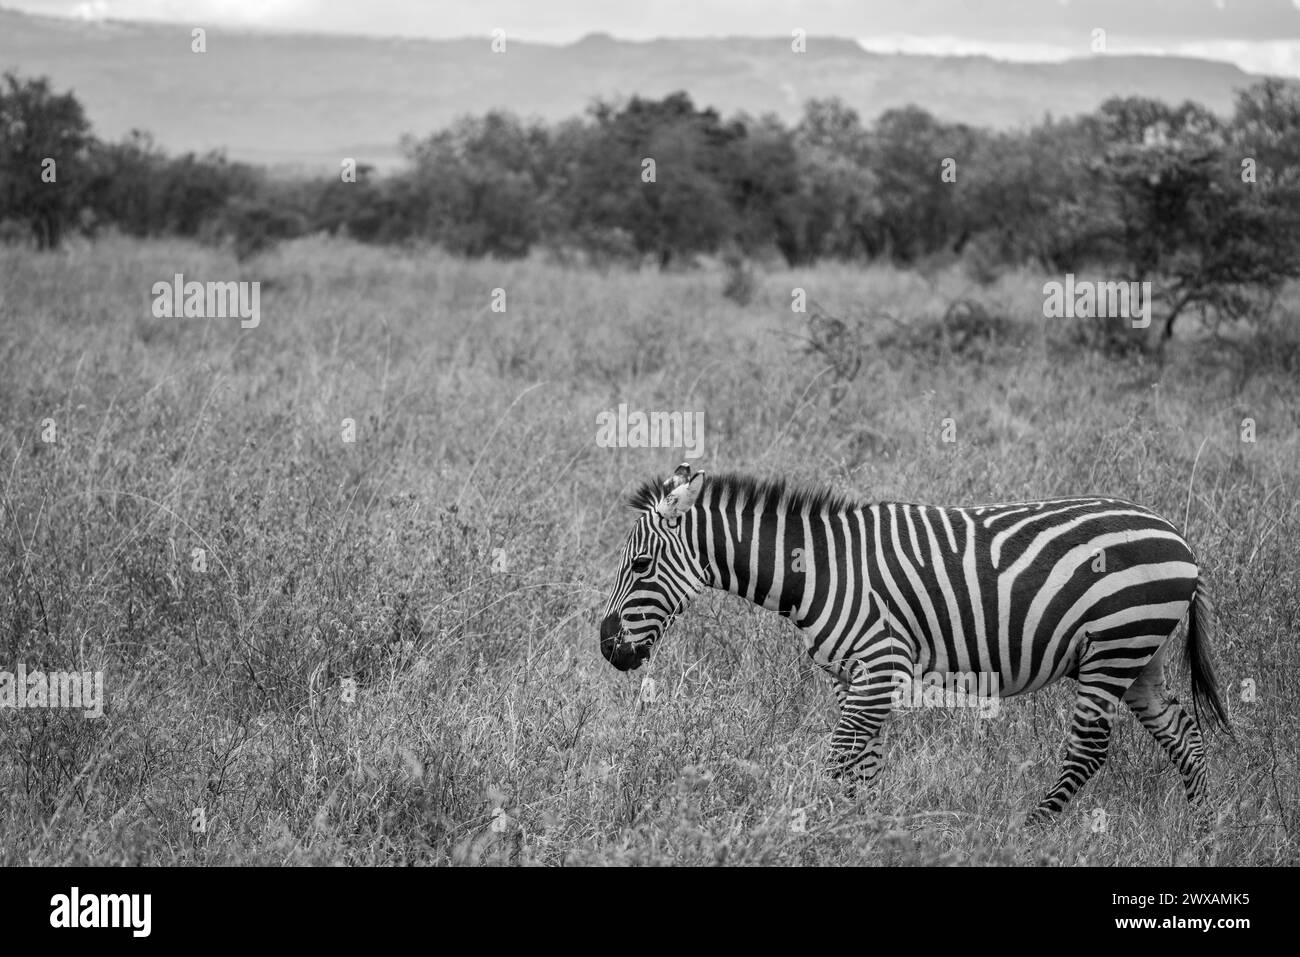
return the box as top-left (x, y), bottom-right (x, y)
top-left (0, 6), bottom-right (1272, 172)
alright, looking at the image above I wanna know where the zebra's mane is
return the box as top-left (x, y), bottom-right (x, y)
top-left (626, 471), bottom-right (861, 515)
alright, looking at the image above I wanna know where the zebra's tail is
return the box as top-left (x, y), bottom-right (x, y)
top-left (1185, 582), bottom-right (1232, 737)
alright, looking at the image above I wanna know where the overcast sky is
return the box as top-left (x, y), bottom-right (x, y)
top-left (11, 0), bottom-right (1300, 75)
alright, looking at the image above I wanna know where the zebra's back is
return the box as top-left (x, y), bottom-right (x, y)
top-left (872, 497), bottom-right (1198, 695)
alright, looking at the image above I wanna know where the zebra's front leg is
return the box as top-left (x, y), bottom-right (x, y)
top-left (824, 658), bottom-right (908, 790)
top-left (828, 675), bottom-right (850, 713)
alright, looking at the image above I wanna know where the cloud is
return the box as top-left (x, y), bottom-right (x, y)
top-left (11, 0), bottom-right (1300, 46)
top-left (56, 0), bottom-right (317, 27)
top-left (857, 34), bottom-right (1079, 63)
top-left (856, 33), bottom-right (1300, 76)
top-left (70, 0), bottom-right (109, 19)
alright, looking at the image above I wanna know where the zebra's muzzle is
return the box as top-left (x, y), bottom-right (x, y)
top-left (600, 615), bottom-right (652, 671)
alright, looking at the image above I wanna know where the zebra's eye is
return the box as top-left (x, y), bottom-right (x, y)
top-left (630, 555), bottom-right (653, 575)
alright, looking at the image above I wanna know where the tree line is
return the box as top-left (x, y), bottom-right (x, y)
top-left (3, 70), bottom-right (1300, 337)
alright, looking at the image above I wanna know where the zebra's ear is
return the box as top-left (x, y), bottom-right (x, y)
top-left (663, 462), bottom-right (692, 492)
top-left (656, 470), bottom-right (705, 519)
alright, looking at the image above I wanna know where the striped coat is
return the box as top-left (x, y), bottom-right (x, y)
top-left (600, 465), bottom-right (1229, 822)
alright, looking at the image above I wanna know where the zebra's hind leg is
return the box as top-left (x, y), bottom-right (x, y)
top-left (1026, 624), bottom-right (1172, 825)
top-left (1122, 651), bottom-right (1210, 813)
top-left (1026, 681), bottom-right (1121, 825)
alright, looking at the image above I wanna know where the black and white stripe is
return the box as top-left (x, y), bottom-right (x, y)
top-left (600, 465), bottom-right (1230, 822)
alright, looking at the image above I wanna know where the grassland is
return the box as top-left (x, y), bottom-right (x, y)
top-left (1, 234), bottom-right (1296, 865)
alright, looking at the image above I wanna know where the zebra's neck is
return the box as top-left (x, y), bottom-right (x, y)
top-left (691, 490), bottom-right (865, 625)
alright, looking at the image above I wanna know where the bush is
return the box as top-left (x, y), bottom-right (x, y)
top-left (878, 299), bottom-right (1028, 362)
top-left (721, 249), bottom-right (757, 305)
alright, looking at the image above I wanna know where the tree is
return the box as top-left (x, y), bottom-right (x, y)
top-left (403, 112), bottom-right (550, 258)
top-left (961, 117), bottom-right (1110, 272)
top-left (0, 72), bottom-right (93, 249)
top-left (155, 150), bottom-right (259, 237)
top-left (724, 112), bottom-right (804, 263)
top-left (564, 93), bottom-right (740, 267)
top-left (792, 98), bottom-right (882, 261)
top-left (868, 106), bottom-right (975, 263)
top-left (83, 130), bottom-right (169, 236)
top-left (311, 163), bottom-right (399, 243)
top-left (1093, 95), bottom-right (1300, 341)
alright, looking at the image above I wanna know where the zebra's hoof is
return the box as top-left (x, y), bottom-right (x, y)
top-left (1023, 807), bottom-right (1059, 827)
top-left (824, 771), bottom-right (856, 799)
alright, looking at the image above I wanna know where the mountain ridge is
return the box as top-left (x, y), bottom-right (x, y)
top-left (0, 6), bottom-right (1272, 171)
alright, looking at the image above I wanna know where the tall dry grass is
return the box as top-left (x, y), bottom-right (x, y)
top-left (0, 234), bottom-right (1296, 864)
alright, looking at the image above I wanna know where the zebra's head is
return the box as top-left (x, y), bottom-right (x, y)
top-left (599, 463), bottom-right (710, 671)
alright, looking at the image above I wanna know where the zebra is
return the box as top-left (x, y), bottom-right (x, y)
top-left (599, 463), bottom-right (1230, 823)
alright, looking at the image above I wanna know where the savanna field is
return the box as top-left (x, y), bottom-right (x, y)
top-left (1, 234), bottom-right (1297, 865)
